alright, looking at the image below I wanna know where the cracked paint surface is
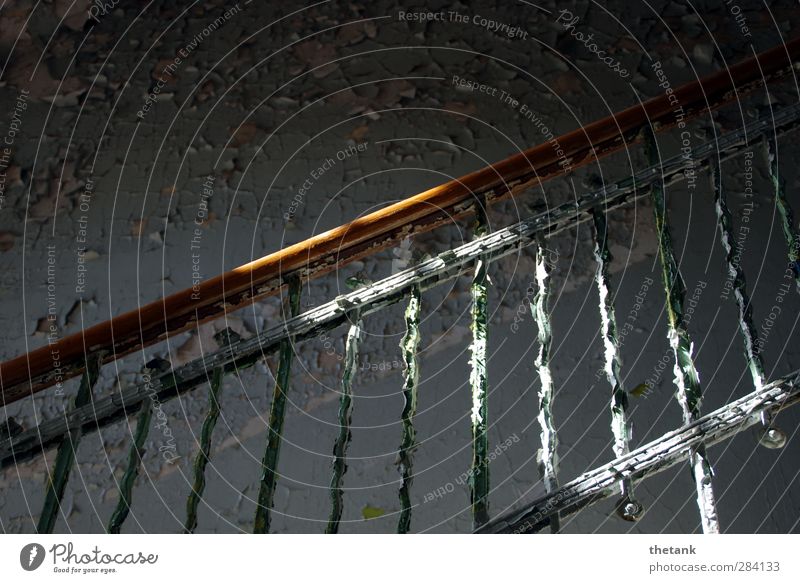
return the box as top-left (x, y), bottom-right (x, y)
top-left (0, 0), bottom-right (798, 534)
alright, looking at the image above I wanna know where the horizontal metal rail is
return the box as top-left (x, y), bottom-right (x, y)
top-left (3, 38), bottom-right (799, 402)
top-left (3, 103), bottom-right (800, 468)
top-left (476, 369), bottom-right (800, 534)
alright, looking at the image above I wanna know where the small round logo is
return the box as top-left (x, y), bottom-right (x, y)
top-left (20, 543), bottom-right (46, 571)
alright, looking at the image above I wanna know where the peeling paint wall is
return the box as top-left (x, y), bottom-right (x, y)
top-left (0, 0), bottom-right (799, 533)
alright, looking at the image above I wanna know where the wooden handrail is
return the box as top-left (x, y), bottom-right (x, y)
top-left (2, 37), bottom-right (800, 404)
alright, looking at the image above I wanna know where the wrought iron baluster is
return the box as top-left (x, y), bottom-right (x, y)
top-left (254, 278), bottom-right (302, 534)
top-left (591, 210), bottom-right (643, 521)
top-left (325, 310), bottom-right (363, 534)
top-left (185, 328), bottom-right (240, 533)
top-left (469, 204), bottom-right (491, 529)
top-left (107, 401), bottom-right (153, 534)
top-left (645, 128), bottom-right (719, 534)
top-left (531, 239), bottom-right (560, 533)
top-left (6, 107), bottom-right (799, 471)
top-left (184, 366), bottom-right (223, 533)
top-left (766, 137), bottom-right (800, 292)
top-left (37, 356), bottom-right (102, 534)
top-left (107, 358), bottom-right (167, 534)
top-left (397, 284), bottom-right (421, 534)
top-left (711, 161), bottom-right (786, 449)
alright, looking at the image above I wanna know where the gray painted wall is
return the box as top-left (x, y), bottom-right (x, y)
top-left (0, 0), bottom-right (798, 533)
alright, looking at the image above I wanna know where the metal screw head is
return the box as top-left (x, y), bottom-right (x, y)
top-left (615, 496), bottom-right (644, 522)
top-left (758, 426), bottom-right (787, 450)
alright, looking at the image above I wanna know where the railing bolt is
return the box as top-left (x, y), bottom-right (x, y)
top-left (757, 426), bottom-right (787, 450)
top-left (145, 357), bottom-right (172, 373)
top-left (213, 327), bottom-right (241, 348)
top-left (616, 496), bottom-right (644, 522)
top-left (0, 417), bottom-right (23, 441)
top-left (757, 410), bottom-right (787, 449)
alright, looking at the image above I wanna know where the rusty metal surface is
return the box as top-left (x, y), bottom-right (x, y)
top-left (2, 37), bottom-right (799, 405)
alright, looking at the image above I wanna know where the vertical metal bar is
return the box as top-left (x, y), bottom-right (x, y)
top-left (107, 398), bottom-right (153, 533)
top-left (107, 360), bottom-right (166, 534)
top-left (185, 328), bottom-right (239, 533)
top-left (325, 311), bottom-right (363, 534)
top-left (254, 278), bottom-right (302, 533)
top-left (712, 161), bottom-right (766, 387)
top-left (184, 366), bottom-right (224, 533)
top-left (36, 356), bottom-right (101, 533)
top-left (711, 161), bottom-right (786, 449)
top-left (766, 137), bottom-right (800, 292)
top-left (469, 204), bottom-right (490, 529)
top-left (531, 239), bottom-right (560, 533)
top-left (645, 128), bottom-right (720, 533)
top-left (591, 210), bottom-right (643, 521)
top-left (397, 285), bottom-right (422, 534)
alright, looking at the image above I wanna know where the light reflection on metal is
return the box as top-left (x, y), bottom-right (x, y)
top-left (397, 285), bottom-right (421, 534)
top-left (645, 128), bottom-right (719, 534)
top-left (591, 210), bottom-right (642, 522)
top-left (532, 239), bottom-right (560, 533)
top-left (326, 311), bottom-right (363, 534)
top-left (469, 205), bottom-right (490, 529)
